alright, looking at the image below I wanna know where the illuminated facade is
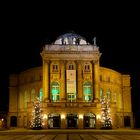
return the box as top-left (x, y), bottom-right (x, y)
top-left (8, 33), bottom-right (133, 129)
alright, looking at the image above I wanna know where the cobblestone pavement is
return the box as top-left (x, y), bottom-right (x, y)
top-left (0, 134), bottom-right (140, 140)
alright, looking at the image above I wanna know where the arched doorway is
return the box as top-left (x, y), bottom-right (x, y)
top-left (10, 116), bottom-right (17, 127)
top-left (48, 113), bottom-right (60, 128)
top-left (67, 114), bottom-right (78, 128)
top-left (84, 113), bottom-right (96, 128)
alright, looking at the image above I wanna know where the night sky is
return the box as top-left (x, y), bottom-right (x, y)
top-left (0, 2), bottom-right (140, 127)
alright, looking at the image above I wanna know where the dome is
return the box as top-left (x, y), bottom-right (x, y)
top-left (54, 33), bottom-right (87, 45)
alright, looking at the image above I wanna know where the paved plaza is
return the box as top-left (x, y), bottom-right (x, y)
top-left (0, 128), bottom-right (140, 140)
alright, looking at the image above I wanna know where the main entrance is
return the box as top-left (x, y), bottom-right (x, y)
top-left (48, 113), bottom-right (60, 128)
top-left (67, 114), bottom-right (78, 128)
top-left (84, 113), bottom-right (96, 128)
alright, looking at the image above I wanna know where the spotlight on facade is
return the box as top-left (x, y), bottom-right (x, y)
top-left (79, 114), bottom-right (83, 119)
top-left (43, 114), bottom-right (47, 119)
top-left (96, 114), bottom-right (101, 120)
top-left (61, 114), bottom-right (65, 119)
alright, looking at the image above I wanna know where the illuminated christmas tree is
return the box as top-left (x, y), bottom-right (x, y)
top-left (100, 96), bottom-right (112, 129)
top-left (30, 97), bottom-right (42, 130)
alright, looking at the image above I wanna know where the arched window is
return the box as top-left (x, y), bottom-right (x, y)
top-left (39, 88), bottom-right (43, 101)
top-left (51, 82), bottom-right (60, 102)
top-left (24, 91), bottom-right (27, 108)
top-left (83, 82), bottom-right (92, 102)
top-left (106, 89), bottom-right (111, 100)
top-left (31, 89), bottom-right (35, 102)
top-left (100, 88), bottom-right (103, 100)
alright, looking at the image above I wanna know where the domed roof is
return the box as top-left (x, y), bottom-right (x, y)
top-left (54, 32), bottom-right (87, 45)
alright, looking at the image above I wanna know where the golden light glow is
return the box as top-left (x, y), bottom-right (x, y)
top-left (79, 114), bottom-right (83, 119)
top-left (61, 114), bottom-right (65, 119)
top-left (96, 114), bottom-right (101, 120)
top-left (43, 114), bottom-right (47, 119)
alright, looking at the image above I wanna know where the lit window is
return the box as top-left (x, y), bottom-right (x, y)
top-left (83, 82), bottom-right (92, 102)
top-left (100, 88), bottom-right (103, 100)
top-left (67, 93), bottom-right (76, 102)
top-left (106, 89), bottom-right (111, 100)
top-left (39, 88), bottom-right (43, 101)
top-left (51, 82), bottom-right (60, 102)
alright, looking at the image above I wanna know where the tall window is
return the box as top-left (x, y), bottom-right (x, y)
top-left (39, 88), bottom-right (43, 101)
top-left (31, 89), bottom-right (35, 102)
top-left (52, 64), bottom-right (58, 72)
top-left (83, 82), bottom-right (92, 102)
top-left (68, 64), bottom-right (74, 70)
top-left (84, 64), bottom-right (90, 72)
top-left (106, 89), bottom-right (111, 100)
top-left (51, 82), bottom-right (60, 102)
top-left (24, 91), bottom-right (27, 108)
top-left (100, 88), bottom-right (103, 100)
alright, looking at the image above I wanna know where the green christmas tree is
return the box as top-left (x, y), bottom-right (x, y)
top-left (30, 97), bottom-right (42, 130)
top-left (100, 96), bottom-right (112, 129)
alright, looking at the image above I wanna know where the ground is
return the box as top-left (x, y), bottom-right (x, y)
top-left (0, 128), bottom-right (140, 140)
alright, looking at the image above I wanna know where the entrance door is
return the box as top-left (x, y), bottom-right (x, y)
top-left (48, 113), bottom-right (60, 128)
top-left (84, 113), bottom-right (96, 128)
top-left (124, 116), bottom-right (131, 127)
top-left (67, 114), bottom-right (78, 128)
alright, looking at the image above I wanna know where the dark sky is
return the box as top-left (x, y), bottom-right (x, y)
top-left (0, 1), bottom-right (140, 126)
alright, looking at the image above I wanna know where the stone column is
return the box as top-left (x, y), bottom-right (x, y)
top-left (43, 60), bottom-right (49, 102)
top-left (93, 60), bottom-right (100, 101)
top-left (77, 61), bottom-right (83, 102)
top-left (60, 60), bottom-right (66, 102)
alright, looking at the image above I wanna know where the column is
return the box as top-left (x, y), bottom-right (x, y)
top-left (93, 60), bottom-right (100, 101)
top-left (43, 60), bottom-right (49, 102)
top-left (77, 61), bottom-right (83, 101)
top-left (60, 60), bottom-right (66, 102)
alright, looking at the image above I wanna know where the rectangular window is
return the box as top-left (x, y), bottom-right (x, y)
top-left (52, 64), bottom-right (58, 72)
top-left (84, 64), bottom-right (90, 72)
top-left (67, 93), bottom-right (76, 102)
top-left (68, 64), bottom-right (74, 70)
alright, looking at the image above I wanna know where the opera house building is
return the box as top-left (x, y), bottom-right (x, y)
top-left (8, 33), bottom-right (133, 129)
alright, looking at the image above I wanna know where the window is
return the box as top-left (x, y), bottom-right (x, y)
top-left (83, 82), bottom-right (92, 102)
top-left (39, 88), bottom-right (43, 101)
top-left (24, 91), bottom-right (27, 108)
top-left (106, 89), bottom-right (111, 100)
top-left (31, 89), bottom-right (35, 102)
top-left (100, 88), bottom-right (103, 100)
top-left (100, 75), bottom-right (102, 82)
top-left (67, 93), bottom-right (76, 102)
top-left (52, 64), bottom-right (58, 72)
top-left (51, 82), bottom-right (60, 102)
top-left (68, 64), bottom-right (74, 70)
top-left (84, 64), bottom-right (90, 72)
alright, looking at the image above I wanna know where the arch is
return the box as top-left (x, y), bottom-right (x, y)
top-left (83, 82), bottom-right (92, 102)
top-left (67, 113), bottom-right (78, 128)
top-left (10, 116), bottom-right (17, 127)
top-left (84, 113), bottom-right (96, 128)
top-left (51, 82), bottom-right (60, 102)
top-left (48, 113), bottom-right (60, 128)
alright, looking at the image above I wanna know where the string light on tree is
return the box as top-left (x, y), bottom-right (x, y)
top-left (30, 97), bottom-right (42, 130)
top-left (100, 95), bottom-right (112, 129)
